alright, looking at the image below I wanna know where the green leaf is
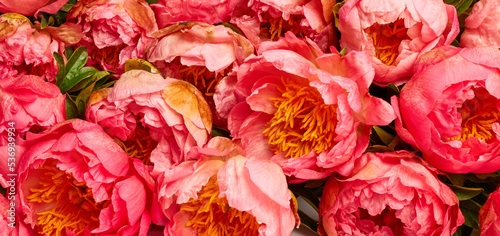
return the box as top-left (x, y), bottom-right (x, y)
top-left (445, 0), bottom-right (475, 15)
top-left (332, 0), bottom-right (345, 28)
top-left (75, 80), bottom-right (97, 118)
top-left (373, 126), bottom-right (394, 145)
top-left (289, 184), bottom-right (320, 212)
top-left (447, 184), bottom-right (483, 201)
top-left (297, 210), bottom-right (320, 235)
top-left (145, 0), bottom-right (159, 4)
top-left (59, 66), bottom-right (97, 93)
top-left (212, 126), bottom-right (231, 137)
top-left (65, 47), bottom-right (89, 75)
top-left (54, 52), bottom-right (65, 86)
top-left (460, 200), bottom-right (482, 229)
top-left (124, 59), bottom-right (160, 74)
top-left (65, 95), bottom-right (78, 120)
top-left (339, 46), bottom-right (347, 56)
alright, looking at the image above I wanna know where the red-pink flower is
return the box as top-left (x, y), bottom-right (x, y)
top-left (0, 0), bottom-right (67, 16)
top-left (146, 22), bottom-right (254, 126)
top-left (67, 0), bottom-right (158, 74)
top-left (231, 0), bottom-right (336, 51)
top-left (86, 70), bottom-right (212, 174)
top-left (338, 0), bottom-right (459, 85)
top-left (394, 46), bottom-right (500, 173)
top-left (318, 151), bottom-right (464, 236)
top-left (156, 137), bottom-right (297, 236)
top-left (461, 0), bottom-right (500, 48)
top-left (14, 119), bottom-right (154, 235)
top-left (219, 33), bottom-right (395, 181)
top-left (0, 13), bottom-right (81, 82)
top-left (480, 187), bottom-right (500, 235)
top-left (0, 193), bottom-right (34, 235)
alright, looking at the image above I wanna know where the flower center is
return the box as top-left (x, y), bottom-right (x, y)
top-left (26, 160), bottom-right (106, 235)
top-left (356, 207), bottom-right (404, 235)
top-left (263, 78), bottom-right (337, 158)
top-left (89, 44), bottom-right (127, 70)
top-left (452, 87), bottom-right (500, 143)
top-left (12, 61), bottom-right (54, 77)
top-left (180, 175), bottom-right (260, 235)
top-left (114, 117), bottom-right (158, 165)
top-left (177, 61), bottom-right (230, 99)
top-left (364, 19), bottom-right (409, 66)
top-left (260, 12), bottom-right (307, 41)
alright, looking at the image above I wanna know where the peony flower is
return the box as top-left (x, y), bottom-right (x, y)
top-left (67, 0), bottom-right (158, 74)
top-left (146, 22), bottom-right (254, 126)
top-left (0, 0), bottom-right (67, 16)
top-left (219, 33), bottom-right (395, 181)
top-left (156, 136), bottom-right (297, 236)
top-left (338, 0), bottom-right (459, 85)
top-left (231, 0), bottom-right (336, 51)
top-left (151, 0), bottom-right (248, 28)
top-left (461, 0), bottom-right (500, 48)
top-left (0, 13), bottom-right (81, 82)
top-left (318, 151), bottom-right (464, 235)
top-left (12, 119), bottom-right (155, 235)
top-left (480, 187), bottom-right (500, 235)
top-left (86, 70), bottom-right (212, 175)
top-left (394, 46), bottom-right (500, 173)
top-left (0, 191), bottom-right (34, 235)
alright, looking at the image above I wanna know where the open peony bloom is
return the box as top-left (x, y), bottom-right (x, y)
top-left (394, 46), bottom-right (500, 173)
top-left (318, 151), bottom-right (464, 236)
top-left (0, 13), bottom-right (81, 82)
top-left (156, 136), bottom-right (297, 236)
top-left (15, 119), bottom-right (155, 235)
top-left (151, 0), bottom-right (248, 28)
top-left (67, 0), bottom-right (158, 74)
top-left (461, 0), bottom-right (500, 48)
top-left (0, 0), bottom-right (67, 16)
top-left (86, 70), bottom-right (212, 175)
top-left (231, 0), bottom-right (336, 52)
top-left (480, 187), bottom-right (500, 235)
top-left (146, 22), bottom-right (254, 126)
top-left (0, 74), bottom-right (65, 136)
top-left (338, 0), bottom-right (459, 85)
top-left (219, 33), bottom-right (395, 181)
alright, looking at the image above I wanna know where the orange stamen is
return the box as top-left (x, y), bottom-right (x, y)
top-left (114, 116), bottom-right (158, 165)
top-left (364, 19), bottom-right (409, 66)
top-left (260, 12), bottom-right (307, 41)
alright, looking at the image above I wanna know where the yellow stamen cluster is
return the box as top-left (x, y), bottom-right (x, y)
top-left (89, 44), bottom-right (127, 69)
top-left (115, 119), bottom-right (158, 165)
top-left (180, 175), bottom-right (260, 236)
top-left (177, 63), bottom-right (230, 98)
top-left (27, 160), bottom-right (106, 236)
top-left (263, 78), bottom-right (337, 159)
top-left (450, 87), bottom-right (500, 143)
top-left (364, 19), bottom-right (409, 66)
top-left (260, 12), bottom-right (307, 41)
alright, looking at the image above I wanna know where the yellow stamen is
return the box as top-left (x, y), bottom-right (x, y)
top-left (450, 87), bottom-right (500, 143)
top-left (263, 78), bottom-right (337, 158)
top-left (364, 19), bottom-right (409, 66)
top-left (176, 60), bottom-right (231, 98)
top-left (260, 12), bottom-right (307, 41)
top-left (114, 116), bottom-right (158, 165)
top-left (27, 160), bottom-right (106, 236)
top-left (180, 175), bottom-right (261, 235)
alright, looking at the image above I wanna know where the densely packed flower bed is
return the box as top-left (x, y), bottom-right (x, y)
top-left (0, 0), bottom-right (499, 235)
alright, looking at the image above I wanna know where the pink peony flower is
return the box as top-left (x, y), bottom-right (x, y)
top-left (12, 119), bottom-right (155, 235)
top-left (338, 0), bottom-right (459, 85)
top-left (67, 0), bottom-right (158, 74)
top-left (151, 0), bottom-right (248, 28)
top-left (231, 0), bottom-right (336, 51)
top-left (0, 13), bottom-right (81, 82)
top-left (86, 70), bottom-right (212, 175)
top-left (156, 136), bottom-right (297, 236)
top-left (0, 0), bottom-right (67, 16)
top-left (394, 46), bottom-right (500, 173)
top-left (461, 0), bottom-right (500, 48)
top-left (219, 33), bottom-right (395, 181)
top-left (146, 22), bottom-right (254, 127)
top-left (480, 187), bottom-right (500, 235)
top-left (318, 151), bottom-right (464, 235)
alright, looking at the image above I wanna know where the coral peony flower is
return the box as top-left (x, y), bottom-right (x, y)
top-left (318, 151), bottom-right (464, 236)
top-left (461, 0), bottom-right (500, 48)
top-left (0, 74), bottom-right (65, 135)
top-left (67, 0), bottom-right (158, 74)
top-left (151, 0), bottom-right (248, 28)
top-left (0, 13), bottom-right (81, 82)
top-left (338, 0), bottom-right (459, 85)
top-left (14, 119), bottom-right (155, 235)
top-left (480, 187), bottom-right (500, 235)
top-left (0, 192), bottom-right (34, 235)
top-left (219, 33), bottom-right (395, 180)
top-left (0, 0), bottom-right (67, 16)
top-left (231, 0), bottom-right (336, 51)
top-left (156, 136), bottom-right (297, 236)
top-left (146, 22), bottom-right (254, 126)
top-left (86, 70), bottom-right (212, 175)
top-left (395, 46), bottom-right (500, 173)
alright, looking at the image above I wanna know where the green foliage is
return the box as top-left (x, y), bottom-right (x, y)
top-left (445, 0), bottom-right (475, 15)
